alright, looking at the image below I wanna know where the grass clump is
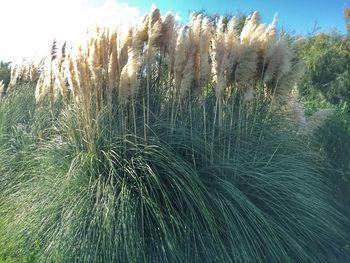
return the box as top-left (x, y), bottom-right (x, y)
top-left (0, 6), bottom-right (349, 263)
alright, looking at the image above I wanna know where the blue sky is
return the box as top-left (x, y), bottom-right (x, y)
top-left (111, 0), bottom-right (350, 35)
top-left (1, 0), bottom-right (349, 62)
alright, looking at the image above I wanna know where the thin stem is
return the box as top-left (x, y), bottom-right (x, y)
top-left (211, 96), bottom-right (219, 163)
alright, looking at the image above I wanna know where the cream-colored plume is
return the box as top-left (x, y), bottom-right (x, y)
top-left (29, 7), bottom-right (302, 123)
top-left (0, 80), bottom-right (4, 97)
top-left (199, 17), bottom-right (213, 87)
top-left (174, 27), bottom-right (190, 92)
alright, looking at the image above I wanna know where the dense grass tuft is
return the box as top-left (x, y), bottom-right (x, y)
top-left (0, 85), bottom-right (348, 262)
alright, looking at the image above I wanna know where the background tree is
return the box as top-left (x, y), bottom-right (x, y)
top-left (296, 32), bottom-right (350, 113)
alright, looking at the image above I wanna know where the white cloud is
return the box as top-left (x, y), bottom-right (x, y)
top-left (0, 0), bottom-right (140, 62)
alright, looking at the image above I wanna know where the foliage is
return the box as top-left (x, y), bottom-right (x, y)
top-left (295, 21), bottom-right (350, 254)
top-left (297, 32), bottom-right (350, 112)
top-left (299, 89), bottom-right (335, 116)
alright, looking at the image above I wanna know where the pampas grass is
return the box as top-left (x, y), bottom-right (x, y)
top-left (0, 6), bottom-right (349, 263)
top-left (29, 6), bottom-right (300, 107)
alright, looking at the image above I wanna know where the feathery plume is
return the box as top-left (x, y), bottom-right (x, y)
top-left (225, 17), bottom-right (240, 83)
top-left (264, 40), bottom-right (291, 83)
top-left (127, 47), bottom-right (141, 96)
top-left (75, 46), bottom-right (92, 104)
top-left (29, 62), bottom-right (40, 82)
top-left (108, 42), bottom-right (119, 93)
top-left (51, 39), bottom-right (58, 61)
top-left (88, 36), bottom-right (103, 87)
top-left (118, 26), bottom-right (133, 70)
top-left (240, 11), bottom-right (261, 44)
top-left (146, 20), bottom-right (162, 62)
top-left (235, 44), bottom-right (258, 88)
top-left (8, 64), bottom-right (19, 89)
top-left (160, 10), bottom-right (175, 53)
top-left (54, 67), bottom-right (68, 100)
top-left (243, 85), bottom-right (256, 103)
top-left (285, 86), bottom-right (307, 128)
top-left (188, 13), bottom-right (203, 87)
top-left (179, 54), bottom-right (195, 96)
top-left (149, 6), bottom-right (161, 27)
top-left (30, 6), bottom-right (302, 117)
top-left (163, 12), bottom-right (178, 77)
top-left (67, 53), bottom-right (81, 104)
top-left (291, 37), bottom-right (306, 50)
top-left (37, 59), bottom-right (50, 101)
top-left (275, 62), bottom-right (304, 102)
top-left (265, 14), bottom-right (278, 42)
top-left (174, 27), bottom-right (190, 91)
top-left (35, 72), bottom-right (45, 102)
top-left (0, 80), bottom-right (4, 97)
top-left (212, 18), bottom-right (227, 97)
top-left (137, 14), bottom-right (149, 42)
top-left (146, 7), bottom-right (163, 63)
top-left (199, 17), bottom-right (213, 87)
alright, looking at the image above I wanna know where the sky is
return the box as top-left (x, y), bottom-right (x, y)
top-left (0, 0), bottom-right (349, 63)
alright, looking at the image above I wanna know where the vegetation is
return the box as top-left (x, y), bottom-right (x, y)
top-left (314, 110), bottom-right (350, 202)
top-left (0, 61), bottom-right (11, 96)
top-left (0, 6), bottom-right (349, 263)
top-left (295, 11), bottom-right (350, 226)
top-left (296, 30), bottom-right (350, 114)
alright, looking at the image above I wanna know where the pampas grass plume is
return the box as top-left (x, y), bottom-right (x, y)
top-left (264, 40), bottom-right (291, 83)
top-left (0, 80), bottom-right (4, 97)
top-left (174, 27), bottom-right (190, 91)
top-left (67, 53), bottom-right (81, 104)
top-left (35, 72), bottom-right (45, 102)
top-left (8, 64), bottom-right (19, 89)
top-left (199, 17), bottom-right (213, 87)
top-left (235, 44), bottom-right (258, 87)
top-left (161, 10), bottom-right (175, 53)
top-left (240, 11), bottom-right (261, 44)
